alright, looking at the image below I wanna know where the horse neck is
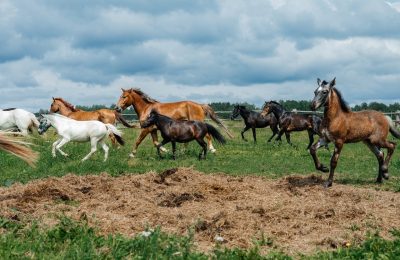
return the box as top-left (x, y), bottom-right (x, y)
top-left (239, 108), bottom-right (250, 118)
top-left (270, 105), bottom-right (284, 119)
top-left (154, 115), bottom-right (173, 131)
top-left (130, 93), bottom-right (151, 118)
top-left (57, 103), bottom-right (73, 116)
top-left (324, 90), bottom-right (347, 121)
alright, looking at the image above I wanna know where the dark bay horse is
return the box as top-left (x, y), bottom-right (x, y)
top-left (115, 88), bottom-right (233, 158)
top-left (141, 110), bottom-right (226, 160)
top-left (50, 98), bottom-right (134, 128)
top-left (261, 101), bottom-right (323, 149)
top-left (310, 78), bottom-right (400, 187)
top-left (230, 105), bottom-right (279, 142)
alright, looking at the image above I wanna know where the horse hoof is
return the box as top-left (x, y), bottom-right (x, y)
top-left (383, 173), bottom-right (389, 180)
top-left (159, 147), bottom-right (168, 153)
top-left (128, 153), bottom-right (135, 158)
top-left (319, 166), bottom-right (329, 173)
top-left (209, 148), bottom-right (216, 153)
top-left (324, 181), bottom-right (332, 188)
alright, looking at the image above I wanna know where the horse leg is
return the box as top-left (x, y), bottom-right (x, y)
top-left (380, 140), bottom-right (396, 180)
top-left (130, 128), bottom-right (151, 158)
top-left (100, 140), bottom-right (109, 162)
top-left (364, 140), bottom-right (385, 183)
top-left (52, 138), bottom-right (62, 157)
top-left (306, 130), bottom-right (314, 150)
top-left (309, 138), bottom-right (329, 173)
top-left (55, 138), bottom-right (70, 157)
top-left (156, 139), bottom-right (170, 159)
top-left (196, 138), bottom-right (207, 160)
top-left (241, 126), bottom-right (250, 141)
top-left (325, 142), bottom-right (343, 188)
top-left (206, 134), bottom-right (216, 153)
top-left (267, 125), bottom-right (278, 142)
top-left (151, 129), bottom-right (168, 153)
top-left (82, 138), bottom-right (99, 161)
top-left (252, 128), bottom-right (257, 143)
top-left (275, 129), bottom-right (284, 142)
top-left (172, 141), bottom-right (176, 160)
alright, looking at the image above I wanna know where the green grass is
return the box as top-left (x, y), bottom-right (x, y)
top-left (0, 217), bottom-right (399, 259)
top-left (1, 121), bottom-right (399, 191)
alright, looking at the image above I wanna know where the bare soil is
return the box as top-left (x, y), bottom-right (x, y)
top-left (0, 167), bottom-right (399, 255)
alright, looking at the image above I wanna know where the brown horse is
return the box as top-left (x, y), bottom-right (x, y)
top-left (115, 88), bottom-right (233, 158)
top-left (0, 133), bottom-right (38, 166)
top-left (310, 78), bottom-right (400, 187)
top-left (50, 97), bottom-right (134, 145)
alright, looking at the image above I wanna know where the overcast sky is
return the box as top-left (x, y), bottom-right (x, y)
top-left (1, 0), bottom-right (400, 111)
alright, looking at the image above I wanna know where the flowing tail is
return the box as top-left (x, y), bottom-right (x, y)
top-left (206, 123), bottom-right (226, 145)
top-left (0, 134), bottom-right (38, 167)
top-left (29, 114), bottom-right (40, 133)
top-left (201, 104), bottom-right (234, 138)
top-left (105, 124), bottom-right (125, 145)
top-left (114, 111), bottom-right (137, 128)
top-left (387, 117), bottom-right (400, 138)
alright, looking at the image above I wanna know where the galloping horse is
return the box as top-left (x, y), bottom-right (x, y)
top-left (50, 98), bottom-right (134, 128)
top-left (310, 78), bottom-right (400, 187)
top-left (0, 133), bottom-right (38, 166)
top-left (261, 101), bottom-right (322, 149)
top-left (142, 110), bottom-right (226, 160)
top-left (115, 88), bottom-right (233, 158)
top-left (0, 108), bottom-right (39, 135)
top-left (230, 105), bottom-right (279, 142)
top-left (38, 114), bottom-right (124, 162)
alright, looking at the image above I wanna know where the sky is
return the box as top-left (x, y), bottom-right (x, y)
top-left (1, 0), bottom-right (400, 112)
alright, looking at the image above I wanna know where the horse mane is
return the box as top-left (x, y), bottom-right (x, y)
top-left (53, 98), bottom-right (80, 112)
top-left (268, 100), bottom-right (282, 107)
top-left (131, 88), bottom-right (159, 104)
top-left (332, 88), bottom-right (351, 112)
top-left (2, 108), bottom-right (16, 111)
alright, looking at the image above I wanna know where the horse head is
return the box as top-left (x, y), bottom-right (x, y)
top-left (38, 115), bottom-right (52, 135)
top-left (141, 109), bottom-right (158, 128)
top-left (230, 105), bottom-right (241, 120)
top-left (50, 97), bottom-right (60, 113)
top-left (311, 78), bottom-right (335, 110)
top-left (116, 88), bottom-right (133, 112)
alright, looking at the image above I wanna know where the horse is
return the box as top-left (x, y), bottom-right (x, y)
top-left (230, 105), bottom-right (279, 142)
top-left (38, 114), bottom-right (124, 162)
top-left (310, 77), bottom-right (400, 187)
top-left (50, 97), bottom-right (134, 146)
top-left (141, 110), bottom-right (226, 160)
top-left (260, 101), bottom-right (323, 149)
top-left (0, 108), bottom-right (39, 135)
top-left (0, 133), bottom-right (38, 166)
top-left (115, 88), bottom-right (233, 158)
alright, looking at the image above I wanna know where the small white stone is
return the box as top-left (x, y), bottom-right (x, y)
top-left (214, 235), bottom-right (224, 242)
top-left (140, 231), bottom-right (152, 237)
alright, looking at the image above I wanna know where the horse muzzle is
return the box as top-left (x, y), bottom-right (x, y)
top-left (115, 106), bottom-right (123, 113)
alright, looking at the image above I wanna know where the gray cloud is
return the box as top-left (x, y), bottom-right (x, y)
top-left (1, 0), bottom-right (400, 111)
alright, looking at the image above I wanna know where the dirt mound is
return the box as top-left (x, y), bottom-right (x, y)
top-left (0, 168), bottom-right (399, 255)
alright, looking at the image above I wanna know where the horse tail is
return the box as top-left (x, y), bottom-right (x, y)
top-left (114, 111), bottom-right (136, 128)
top-left (387, 116), bottom-right (400, 138)
top-left (206, 123), bottom-right (226, 145)
top-left (105, 124), bottom-right (125, 145)
top-left (0, 134), bottom-right (38, 167)
top-left (29, 114), bottom-right (40, 133)
top-left (201, 104), bottom-right (234, 138)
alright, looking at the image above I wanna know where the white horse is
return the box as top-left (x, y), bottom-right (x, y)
top-left (0, 108), bottom-right (39, 135)
top-left (38, 114), bottom-right (124, 162)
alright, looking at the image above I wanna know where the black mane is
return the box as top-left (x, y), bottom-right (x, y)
top-left (332, 88), bottom-right (350, 112)
top-left (2, 108), bottom-right (16, 111)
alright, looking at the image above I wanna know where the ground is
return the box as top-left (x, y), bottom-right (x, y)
top-left (0, 167), bottom-right (399, 255)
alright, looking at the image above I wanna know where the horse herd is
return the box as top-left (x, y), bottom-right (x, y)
top-left (1, 78), bottom-right (400, 187)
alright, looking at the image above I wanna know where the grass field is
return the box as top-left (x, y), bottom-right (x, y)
top-left (1, 121), bottom-right (399, 190)
top-left (1, 121), bottom-right (400, 259)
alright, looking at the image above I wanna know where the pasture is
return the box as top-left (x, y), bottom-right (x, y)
top-left (1, 120), bottom-right (400, 258)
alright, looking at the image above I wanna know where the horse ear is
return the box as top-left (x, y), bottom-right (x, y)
top-left (329, 77), bottom-right (336, 88)
top-left (121, 88), bottom-right (126, 92)
top-left (317, 78), bottom-right (321, 85)
top-left (52, 97), bottom-right (55, 101)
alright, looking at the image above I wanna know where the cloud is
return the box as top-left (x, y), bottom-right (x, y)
top-left (1, 0), bottom-right (400, 112)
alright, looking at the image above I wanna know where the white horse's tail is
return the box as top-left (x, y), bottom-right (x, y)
top-left (386, 116), bottom-right (400, 139)
top-left (105, 124), bottom-right (125, 145)
top-left (29, 114), bottom-right (40, 133)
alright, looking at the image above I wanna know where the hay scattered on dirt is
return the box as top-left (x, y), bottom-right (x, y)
top-left (0, 168), bottom-right (399, 254)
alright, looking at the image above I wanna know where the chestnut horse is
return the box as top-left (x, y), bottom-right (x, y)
top-left (0, 133), bottom-right (38, 166)
top-left (115, 88), bottom-right (233, 158)
top-left (310, 78), bottom-right (400, 187)
top-left (261, 101), bottom-right (323, 149)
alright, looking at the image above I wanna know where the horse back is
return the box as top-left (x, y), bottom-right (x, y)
top-left (68, 110), bottom-right (103, 122)
top-left (144, 101), bottom-right (205, 122)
